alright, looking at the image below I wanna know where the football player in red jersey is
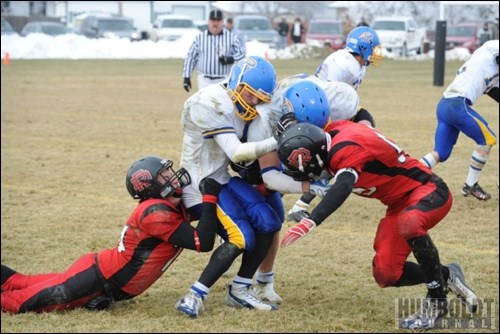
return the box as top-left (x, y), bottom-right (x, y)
top-left (1, 156), bottom-right (221, 314)
top-left (276, 122), bottom-right (478, 330)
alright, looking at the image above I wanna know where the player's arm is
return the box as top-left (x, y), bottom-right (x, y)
top-left (309, 170), bottom-right (356, 225)
top-left (259, 151), bottom-right (303, 193)
top-left (214, 132), bottom-right (277, 163)
top-left (168, 179), bottom-right (221, 252)
top-left (259, 151), bottom-right (330, 196)
top-left (281, 169), bottom-right (357, 247)
top-left (352, 107), bottom-right (375, 127)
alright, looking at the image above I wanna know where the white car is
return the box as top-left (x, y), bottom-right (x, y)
top-left (149, 14), bottom-right (199, 42)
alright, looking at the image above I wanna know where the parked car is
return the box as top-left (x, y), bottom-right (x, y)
top-left (305, 19), bottom-right (344, 50)
top-left (446, 22), bottom-right (480, 54)
top-left (233, 15), bottom-right (279, 49)
top-left (149, 14), bottom-right (199, 42)
top-left (80, 15), bottom-right (139, 41)
top-left (372, 16), bottom-right (426, 56)
top-left (20, 21), bottom-right (70, 37)
top-left (1, 17), bottom-right (18, 36)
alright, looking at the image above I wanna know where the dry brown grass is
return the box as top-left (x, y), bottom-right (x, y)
top-left (1, 58), bottom-right (498, 333)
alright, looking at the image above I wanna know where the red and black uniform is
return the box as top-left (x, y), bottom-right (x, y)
top-left (311, 120), bottom-right (453, 287)
top-left (1, 196), bottom-right (217, 313)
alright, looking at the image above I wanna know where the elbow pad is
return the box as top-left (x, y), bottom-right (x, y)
top-left (232, 137), bottom-right (277, 163)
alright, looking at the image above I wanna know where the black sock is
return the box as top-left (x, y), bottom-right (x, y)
top-left (198, 242), bottom-right (242, 288)
top-left (407, 235), bottom-right (447, 299)
top-left (394, 263), bottom-right (451, 287)
top-left (237, 233), bottom-right (275, 278)
top-left (394, 262), bottom-right (425, 286)
top-left (299, 193), bottom-right (315, 205)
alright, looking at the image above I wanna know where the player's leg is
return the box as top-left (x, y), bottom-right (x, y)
top-left (1, 253), bottom-right (105, 313)
top-left (420, 97), bottom-right (459, 169)
top-left (176, 183), bottom-right (256, 317)
top-left (254, 190), bottom-right (285, 304)
top-left (455, 104), bottom-right (497, 200)
top-left (223, 177), bottom-right (281, 311)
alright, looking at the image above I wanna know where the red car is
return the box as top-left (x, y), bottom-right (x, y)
top-left (446, 22), bottom-right (480, 54)
top-left (305, 19), bottom-right (345, 51)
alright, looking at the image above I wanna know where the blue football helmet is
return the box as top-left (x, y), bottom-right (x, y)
top-left (227, 56), bottom-right (277, 121)
top-left (345, 26), bottom-right (383, 66)
top-left (282, 80), bottom-right (330, 129)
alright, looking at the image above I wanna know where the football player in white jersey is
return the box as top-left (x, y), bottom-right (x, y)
top-left (288, 26), bottom-right (383, 223)
top-left (175, 56), bottom-right (282, 317)
top-left (420, 40), bottom-right (499, 201)
top-left (175, 56), bottom-right (338, 316)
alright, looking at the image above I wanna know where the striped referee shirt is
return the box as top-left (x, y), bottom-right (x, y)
top-left (182, 28), bottom-right (246, 79)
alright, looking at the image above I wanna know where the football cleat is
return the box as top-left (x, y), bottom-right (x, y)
top-left (175, 291), bottom-right (205, 318)
top-left (446, 263), bottom-right (478, 313)
top-left (224, 284), bottom-right (277, 311)
top-left (461, 182), bottom-right (491, 201)
top-left (400, 297), bottom-right (448, 330)
top-left (252, 282), bottom-right (283, 304)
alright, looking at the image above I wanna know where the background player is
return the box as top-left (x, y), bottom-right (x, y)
top-left (420, 40), bottom-right (499, 200)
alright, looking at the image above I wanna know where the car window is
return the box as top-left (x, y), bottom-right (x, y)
top-left (372, 21), bottom-right (405, 31)
top-left (98, 19), bottom-right (132, 31)
top-left (239, 19), bottom-right (272, 31)
top-left (308, 22), bottom-right (341, 34)
top-left (162, 19), bottom-right (195, 28)
top-left (448, 26), bottom-right (475, 37)
top-left (41, 24), bottom-right (68, 35)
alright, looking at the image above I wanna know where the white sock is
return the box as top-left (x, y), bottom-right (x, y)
top-left (232, 275), bottom-right (253, 289)
top-left (191, 281), bottom-right (210, 299)
top-left (420, 153), bottom-right (437, 168)
top-left (466, 151), bottom-right (488, 186)
top-left (256, 271), bottom-right (274, 284)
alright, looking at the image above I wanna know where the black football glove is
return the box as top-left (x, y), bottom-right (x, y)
top-left (219, 56), bottom-right (235, 65)
top-left (199, 178), bottom-right (222, 196)
top-left (183, 77), bottom-right (191, 92)
top-left (276, 112), bottom-right (298, 138)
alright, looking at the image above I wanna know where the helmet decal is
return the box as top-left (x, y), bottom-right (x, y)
top-left (359, 31), bottom-right (373, 43)
top-left (130, 169), bottom-right (152, 193)
top-left (287, 147), bottom-right (312, 172)
top-left (282, 98), bottom-right (294, 114)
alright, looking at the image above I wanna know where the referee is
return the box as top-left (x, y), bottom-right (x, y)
top-left (182, 9), bottom-right (246, 92)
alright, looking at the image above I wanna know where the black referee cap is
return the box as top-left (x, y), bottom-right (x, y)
top-left (209, 9), bottom-right (223, 20)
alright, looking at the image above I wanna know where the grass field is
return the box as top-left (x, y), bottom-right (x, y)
top-left (1, 58), bottom-right (498, 333)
